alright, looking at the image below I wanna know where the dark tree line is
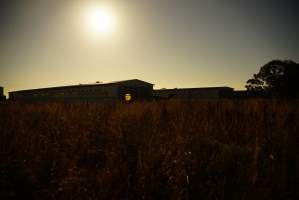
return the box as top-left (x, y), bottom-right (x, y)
top-left (246, 60), bottom-right (299, 98)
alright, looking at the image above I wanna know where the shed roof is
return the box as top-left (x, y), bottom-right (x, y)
top-left (10, 79), bottom-right (154, 94)
top-left (153, 87), bottom-right (234, 93)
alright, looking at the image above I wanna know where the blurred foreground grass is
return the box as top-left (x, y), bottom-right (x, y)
top-left (0, 100), bottom-right (298, 200)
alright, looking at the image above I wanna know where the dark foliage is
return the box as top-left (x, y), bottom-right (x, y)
top-left (245, 60), bottom-right (299, 98)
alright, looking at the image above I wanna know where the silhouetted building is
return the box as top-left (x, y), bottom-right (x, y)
top-left (9, 79), bottom-right (153, 102)
top-left (229, 90), bottom-right (252, 99)
top-left (0, 87), bottom-right (6, 101)
top-left (153, 87), bottom-right (234, 100)
top-left (8, 80), bottom-right (240, 102)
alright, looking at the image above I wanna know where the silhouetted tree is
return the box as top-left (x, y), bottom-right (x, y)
top-left (246, 60), bottom-right (299, 98)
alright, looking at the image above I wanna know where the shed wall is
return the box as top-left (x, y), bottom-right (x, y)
top-left (8, 80), bottom-right (154, 101)
top-left (154, 88), bottom-right (234, 100)
top-left (10, 85), bottom-right (119, 101)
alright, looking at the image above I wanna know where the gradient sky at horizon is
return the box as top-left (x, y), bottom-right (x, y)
top-left (1, 0), bottom-right (299, 95)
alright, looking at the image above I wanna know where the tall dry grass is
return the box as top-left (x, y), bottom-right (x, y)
top-left (0, 100), bottom-right (298, 200)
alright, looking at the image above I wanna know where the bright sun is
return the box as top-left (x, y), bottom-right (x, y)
top-left (85, 6), bottom-right (116, 35)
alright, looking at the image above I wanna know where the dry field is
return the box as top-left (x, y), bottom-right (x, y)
top-left (0, 100), bottom-right (298, 200)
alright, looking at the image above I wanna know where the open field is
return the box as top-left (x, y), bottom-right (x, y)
top-left (0, 100), bottom-right (298, 200)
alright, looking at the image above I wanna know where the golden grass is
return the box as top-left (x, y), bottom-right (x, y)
top-left (0, 100), bottom-right (298, 199)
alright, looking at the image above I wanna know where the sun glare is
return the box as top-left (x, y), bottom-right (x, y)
top-left (85, 6), bottom-right (116, 36)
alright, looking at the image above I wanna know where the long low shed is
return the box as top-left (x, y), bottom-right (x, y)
top-left (8, 80), bottom-right (237, 101)
top-left (153, 87), bottom-right (234, 99)
top-left (9, 79), bottom-right (154, 102)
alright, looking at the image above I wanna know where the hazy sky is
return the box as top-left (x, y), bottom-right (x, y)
top-left (1, 0), bottom-right (298, 95)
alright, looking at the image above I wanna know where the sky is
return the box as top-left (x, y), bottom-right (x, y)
top-left (0, 0), bottom-right (299, 95)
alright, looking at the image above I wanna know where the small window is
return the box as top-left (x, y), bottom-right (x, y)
top-left (124, 93), bottom-right (132, 101)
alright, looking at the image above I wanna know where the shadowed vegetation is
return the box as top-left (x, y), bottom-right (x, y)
top-left (0, 100), bottom-right (298, 200)
top-left (246, 60), bottom-right (299, 98)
